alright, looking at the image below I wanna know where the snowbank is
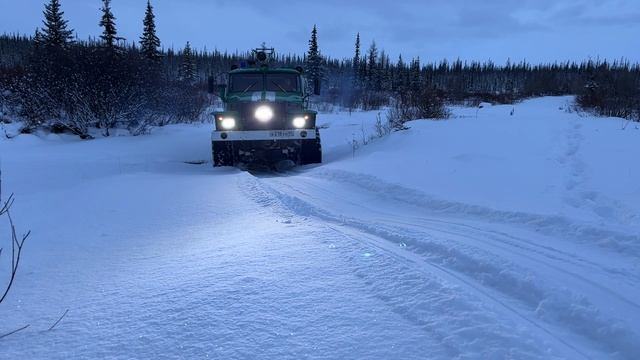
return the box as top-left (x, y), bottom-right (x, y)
top-left (0, 96), bottom-right (638, 359)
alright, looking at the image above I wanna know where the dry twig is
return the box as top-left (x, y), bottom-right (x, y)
top-left (48, 309), bottom-right (70, 331)
top-left (0, 324), bottom-right (29, 340)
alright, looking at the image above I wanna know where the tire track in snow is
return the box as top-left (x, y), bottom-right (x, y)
top-left (324, 224), bottom-right (592, 360)
top-left (239, 174), bottom-right (566, 359)
top-left (270, 173), bottom-right (640, 301)
top-left (244, 172), bottom-right (640, 360)
top-left (307, 168), bottom-right (640, 258)
top-left (382, 217), bottom-right (640, 310)
top-left (285, 172), bottom-right (636, 283)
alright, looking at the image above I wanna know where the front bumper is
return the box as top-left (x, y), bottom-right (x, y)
top-left (212, 129), bottom-right (316, 142)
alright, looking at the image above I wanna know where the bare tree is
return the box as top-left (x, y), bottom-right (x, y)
top-left (0, 170), bottom-right (30, 339)
top-left (0, 195), bottom-right (29, 304)
top-left (0, 172), bottom-right (30, 305)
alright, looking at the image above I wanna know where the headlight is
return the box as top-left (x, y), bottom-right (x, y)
top-left (221, 117), bottom-right (236, 130)
top-left (255, 105), bottom-right (274, 122)
top-left (292, 117), bottom-right (306, 128)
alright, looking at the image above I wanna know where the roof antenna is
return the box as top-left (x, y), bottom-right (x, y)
top-left (253, 43), bottom-right (275, 64)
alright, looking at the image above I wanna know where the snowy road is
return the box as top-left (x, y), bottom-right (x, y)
top-left (1, 97), bottom-right (639, 359)
top-left (249, 169), bottom-right (639, 359)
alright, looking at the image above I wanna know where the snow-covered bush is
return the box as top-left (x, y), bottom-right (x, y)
top-left (151, 80), bottom-right (208, 124)
top-left (0, 91), bottom-right (9, 124)
top-left (360, 91), bottom-right (390, 111)
top-left (577, 77), bottom-right (640, 121)
top-left (8, 44), bottom-right (210, 138)
top-left (387, 86), bottom-right (449, 129)
top-left (374, 112), bottom-right (392, 138)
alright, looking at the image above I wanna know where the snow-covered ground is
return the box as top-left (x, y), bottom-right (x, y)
top-left (0, 96), bottom-right (638, 359)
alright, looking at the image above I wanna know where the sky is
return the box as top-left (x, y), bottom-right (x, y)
top-left (0, 0), bottom-right (639, 64)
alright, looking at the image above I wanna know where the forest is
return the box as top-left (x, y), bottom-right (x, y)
top-left (0, 0), bottom-right (638, 138)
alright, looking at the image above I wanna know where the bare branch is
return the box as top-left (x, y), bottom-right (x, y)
top-left (48, 309), bottom-right (69, 331)
top-left (0, 194), bottom-right (30, 305)
top-left (0, 194), bottom-right (14, 216)
top-left (0, 324), bottom-right (29, 340)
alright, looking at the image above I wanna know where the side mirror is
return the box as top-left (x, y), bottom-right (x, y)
top-left (207, 76), bottom-right (215, 94)
top-left (217, 84), bottom-right (227, 100)
top-left (313, 79), bottom-right (321, 96)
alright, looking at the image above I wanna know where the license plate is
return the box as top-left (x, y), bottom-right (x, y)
top-left (269, 130), bottom-right (295, 138)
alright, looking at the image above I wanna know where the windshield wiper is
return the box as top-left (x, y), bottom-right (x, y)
top-left (271, 81), bottom-right (288, 93)
top-left (241, 82), bottom-right (257, 94)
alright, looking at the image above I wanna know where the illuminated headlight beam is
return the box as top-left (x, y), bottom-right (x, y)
top-left (221, 117), bottom-right (236, 130)
top-left (255, 105), bottom-right (274, 122)
top-left (293, 117), bottom-right (306, 128)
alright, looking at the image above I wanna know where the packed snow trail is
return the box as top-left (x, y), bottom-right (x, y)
top-left (0, 169), bottom-right (467, 359)
top-left (249, 169), bottom-right (639, 359)
top-left (0, 97), bottom-right (638, 359)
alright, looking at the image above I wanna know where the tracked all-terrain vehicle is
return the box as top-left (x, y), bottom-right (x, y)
top-left (211, 48), bottom-right (322, 169)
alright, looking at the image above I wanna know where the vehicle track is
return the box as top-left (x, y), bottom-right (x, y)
top-left (268, 174), bottom-right (640, 310)
top-left (381, 217), bottom-right (640, 310)
top-left (270, 174), bottom-right (639, 291)
top-left (239, 173), bottom-right (583, 359)
top-left (278, 174), bottom-right (621, 272)
top-left (324, 224), bottom-right (592, 360)
top-left (302, 168), bottom-right (640, 258)
top-left (242, 171), bottom-right (640, 359)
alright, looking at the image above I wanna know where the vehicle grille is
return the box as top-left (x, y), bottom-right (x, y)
top-left (234, 102), bottom-right (289, 130)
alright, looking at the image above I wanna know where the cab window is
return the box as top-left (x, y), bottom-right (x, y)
top-left (230, 74), bottom-right (263, 93)
top-left (229, 73), bottom-right (300, 93)
top-left (266, 74), bottom-right (299, 93)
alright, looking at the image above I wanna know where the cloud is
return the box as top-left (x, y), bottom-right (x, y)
top-left (0, 0), bottom-right (638, 63)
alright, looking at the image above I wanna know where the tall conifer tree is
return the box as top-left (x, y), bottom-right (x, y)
top-left (307, 25), bottom-right (322, 93)
top-left (366, 41), bottom-right (378, 89)
top-left (140, 0), bottom-right (161, 60)
top-left (354, 33), bottom-right (361, 68)
top-left (180, 41), bottom-right (196, 82)
top-left (99, 0), bottom-right (123, 48)
top-left (41, 0), bottom-right (74, 49)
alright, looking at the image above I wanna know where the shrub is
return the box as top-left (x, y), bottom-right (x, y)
top-left (387, 86), bottom-right (449, 130)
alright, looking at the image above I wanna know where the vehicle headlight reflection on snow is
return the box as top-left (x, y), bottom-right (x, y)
top-left (221, 117), bottom-right (236, 130)
top-left (255, 105), bottom-right (274, 122)
top-left (292, 117), bottom-right (306, 129)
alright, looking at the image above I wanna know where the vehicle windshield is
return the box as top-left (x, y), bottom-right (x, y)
top-left (229, 73), bottom-right (300, 93)
top-left (266, 74), bottom-right (299, 93)
top-left (230, 74), bottom-right (263, 93)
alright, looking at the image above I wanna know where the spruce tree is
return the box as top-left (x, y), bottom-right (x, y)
top-left (379, 50), bottom-right (390, 91)
top-left (306, 25), bottom-right (322, 93)
top-left (353, 33), bottom-right (361, 86)
top-left (353, 33), bottom-right (361, 68)
top-left (409, 57), bottom-right (421, 92)
top-left (33, 28), bottom-right (44, 49)
top-left (140, 0), bottom-right (161, 60)
top-left (180, 41), bottom-right (196, 82)
top-left (99, 0), bottom-right (123, 48)
top-left (41, 0), bottom-right (74, 49)
top-left (395, 54), bottom-right (406, 91)
top-left (366, 41), bottom-right (378, 89)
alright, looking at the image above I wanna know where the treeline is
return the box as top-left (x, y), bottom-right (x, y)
top-left (1, 0), bottom-right (638, 139)
top-left (325, 39), bottom-right (640, 121)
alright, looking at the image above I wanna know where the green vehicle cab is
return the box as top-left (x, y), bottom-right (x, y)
top-left (211, 48), bottom-right (322, 169)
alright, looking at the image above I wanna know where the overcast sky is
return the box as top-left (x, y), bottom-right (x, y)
top-left (1, 0), bottom-right (638, 64)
